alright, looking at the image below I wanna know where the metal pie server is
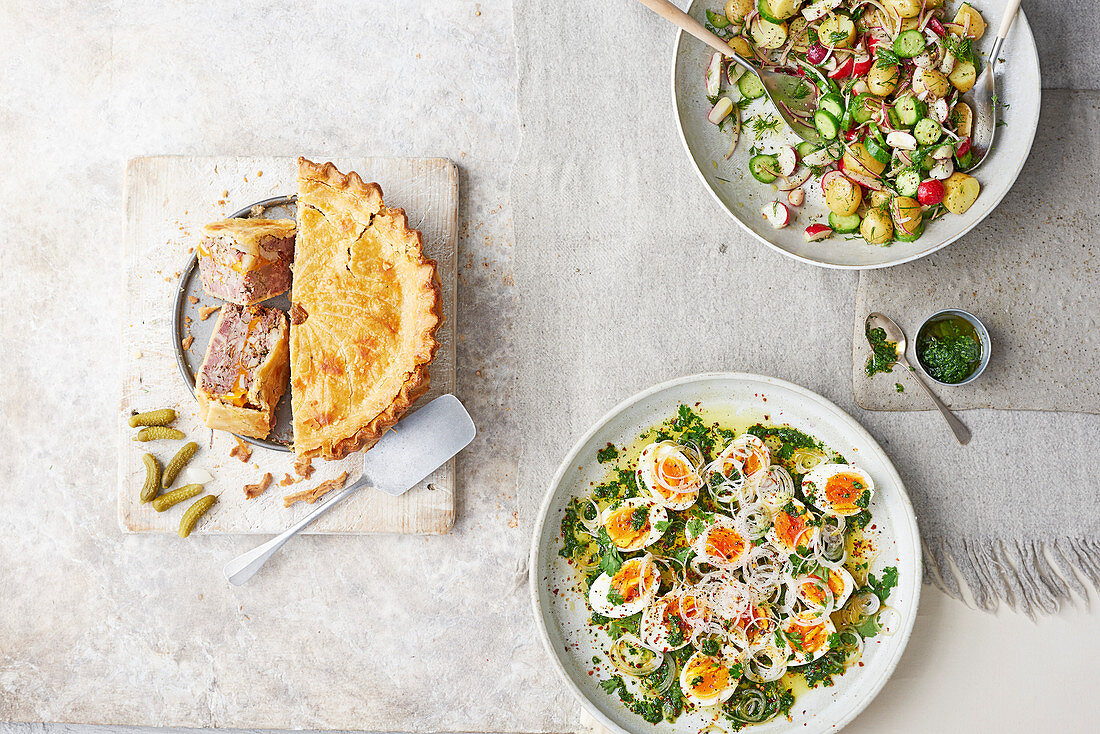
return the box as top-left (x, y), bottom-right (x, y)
top-left (224, 394), bottom-right (476, 585)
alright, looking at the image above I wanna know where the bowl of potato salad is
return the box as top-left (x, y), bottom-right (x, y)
top-left (672, 0), bottom-right (1040, 269)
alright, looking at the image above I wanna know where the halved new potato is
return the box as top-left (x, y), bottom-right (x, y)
top-left (913, 68), bottom-right (951, 98)
top-left (890, 196), bottom-right (922, 236)
top-left (725, 0), bottom-right (754, 22)
top-left (951, 102), bottom-right (973, 137)
top-left (861, 208), bottom-right (894, 244)
top-left (843, 141), bottom-right (887, 177)
top-left (866, 63), bottom-right (900, 96)
top-left (885, 0), bottom-right (922, 19)
top-left (818, 13), bottom-right (856, 47)
top-left (942, 172), bottom-right (981, 214)
top-left (824, 174), bottom-right (862, 217)
top-left (953, 4), bottom-right (986, 39)
top-left (949, 60), bottom-right (977, 93)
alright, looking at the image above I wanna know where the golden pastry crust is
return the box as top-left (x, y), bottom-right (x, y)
top-left (291, 158), bottom-right (441, 460)
top-left (201, 218), bottom-right (296, 259)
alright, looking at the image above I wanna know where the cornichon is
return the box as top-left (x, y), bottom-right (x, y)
top-left (133, 426), bottom-right (186, 442)
top-left (153, 483), bottom-right (203, 512)
top-left (179, 495), bottom-right (217, 538)
top-left (140, 453), bottom-right (162, 503)
top-left (162, 441), bottom-right (198, 488)
top-left (129, 408), bottom-right (177, 427)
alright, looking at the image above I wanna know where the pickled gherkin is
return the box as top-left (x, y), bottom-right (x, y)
top-left (179, 495), bottom-right (217, 538)
top-left (162, 441), bottom-right (198, 488)
top-left (133, 426), bottom-right (186, 442)
top-left (140, 453), bottom-right (161, 503)
top-left (152, 484), bottom-right (203, 512)
top-left (128, 408), bottom-right (178, 427)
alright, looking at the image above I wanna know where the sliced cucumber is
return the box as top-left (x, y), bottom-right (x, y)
top-left (851, 94), bottom-right (876, 125)
top-left (706, 9), bottom-right (730, 27)
top-left (894, 96), bottom-right (926, 127)
top-left (895, 223), bottom-right (924, 242)
top-left (893, 29), bottom-right (926, 59)
top-left (797, 141), bottom-right (818, 160)
top-left (814, 109), bottom-right (841, 140)
top-left (756, 0), bottom-right (785, 23)
top-left (749, 154), bottom-right (780, 183)
top-left (738, 72), bottom-right (766, 100)
top-left (886, 106), bottom-right (903, 130)
top-left (819, 94), bottom-right (845, 120)
top-left (864, 136), bottom-right (891, 165)
top-left (955, 149), bottom-right (974, 169)
top-left (828, 211), bottom-right (862, 233)
top-left (896, 169), bottom-right (921, 197)
top-left (914, 118), bottom-right (942, 146)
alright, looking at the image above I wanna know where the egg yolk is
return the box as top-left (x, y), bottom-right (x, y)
top-left (789, 621), bottom-right (829, 654)
top-left (678, 590), bottom-right (707, 626)
top-left (661, 596), bottom-right (694, 639)
top-left (651, 451), bottom-right (698, 500)
top-left (705, 526), bottom-right (746, 563)
top-left (742, 449), bottom-right (764, 477)
top-left (685, 656), bottom-right (730, 697)
top-left (801, 572), bottom-right (844, 607)
top-left (606, 505), bottom-right (650, 548)
top-left (735, 605), bottom-right (769, 642)
top-left (824, 472), bottom-right (867, 511)
top-left (773, 508), bottom-right (810, 550)
top-left (611, 559), bottom-right (654, 603)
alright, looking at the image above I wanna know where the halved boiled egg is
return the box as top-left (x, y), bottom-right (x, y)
top-left (766, 499), bottom-right (819, 552)
top-left (781, 617), bottom-right (835, 666)
top-left (691, 515), bottom-right (749, 567)
top-left (790, 566), bottom-right (856, 615)
top-left (602, 497), bottom-right (667, 551)
top-left (679, 651), bottom-right (738, 707)
top-left (637, 441), bottom-right (702, 511)
top-left (640, 591), bottom-right (695, 652)
top-left (589, 555), bottom-right (660, 618)
top-left (802, 463), bottom-right (874, 516)
top-left (713, 434), bottom-right (771, 488)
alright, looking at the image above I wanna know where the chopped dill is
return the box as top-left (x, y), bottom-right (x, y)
top-left (749, 114), bottom-right (781, 139)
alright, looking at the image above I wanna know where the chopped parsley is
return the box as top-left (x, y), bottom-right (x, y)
top-left (596, 443), bottom-right (619, 463)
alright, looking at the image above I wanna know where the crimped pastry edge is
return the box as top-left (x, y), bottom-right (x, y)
top-left (294, 157), bottom-right (443, 461)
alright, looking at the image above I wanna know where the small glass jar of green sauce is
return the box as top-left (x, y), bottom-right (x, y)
top-left (915, 309), bottom-right (991, 386)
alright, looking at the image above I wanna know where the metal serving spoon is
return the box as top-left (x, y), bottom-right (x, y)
top-left (635, 0), bottom-right (820, 142)
top-left (959, 0), bottom-right (1024, 172)
top-left (866, 312), bottom-right (971, 445)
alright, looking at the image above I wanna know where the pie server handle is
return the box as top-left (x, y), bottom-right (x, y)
top-left (223, 394), bottom-right (476, 585)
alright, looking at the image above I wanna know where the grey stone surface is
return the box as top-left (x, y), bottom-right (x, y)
top-left (0, 0), bottom-right (575, 731)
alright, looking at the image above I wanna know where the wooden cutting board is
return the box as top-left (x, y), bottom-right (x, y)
top-left (118, 156), bottom-right (458, 534)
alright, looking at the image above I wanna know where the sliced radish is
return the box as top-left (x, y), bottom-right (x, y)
top-left (778, 167), bottom-right (812, 191)
top-left (828, 56), bottom-right (855, 80)
top-left (788, 188), bottom-right (806, 206)
top-left (929, 158), bottom-right (954, 180)
top-left (939, 51), bottom-right (956, 75)
top-left (706, 53), bottom-right (723, 99)
top-left (928, 18), bottom-right (947, 36)
top-left (844, 168), bottom-right (885, 191)
top-left (775, 146), bottom-right (798, 176)
top-left (708, 97), bottom-right (734, 125)
top-left (956, 136), bottom-right (972, 157)
top-left (886, 131), bottom-right (918, 150)
top-left (851, 79), bottom-right (870, 96)
top-left (819, 169), bottom-right (848, 195)
top-left (806, 43), bottom-right (829, 66)
top-left (851, 51), bottom-right (872, 76)
top-left (931, 143), bottom-right (954, 160)
top-left (802, 147), bottom-right (836, 167)
top-left (933, 98), bottom-right (950, 123)
top-left (804, 224), bottom-right (832, 241)
top-left (762, 202), bottom-right (791, 228)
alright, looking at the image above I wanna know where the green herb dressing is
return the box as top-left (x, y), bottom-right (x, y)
top-left (865, 326), bottom-right (898, 377)
top-left (917, 315), bottom-right (982, 384)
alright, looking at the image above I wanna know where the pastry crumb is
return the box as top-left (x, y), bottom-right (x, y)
top-left (188, 295), bottom-right (199, 304)
top-left (132, 350), bottom-right (143, 359)
top-left (294, 456), bottom-right (314, 479)
top-left (244, 472), bottom-right (273, 499)
top-left (283, 471), bottom-right (349, 508)
top-left (183, 316), bottom-right (192, 327)
top-left (279, 473), bottom-right (296, 486)
top-left (181, 335), bottom-right (194, 350)
top-left (199, 305), bottom-right (221, 321)
top-left (229, 436), bottom-right (253, 462)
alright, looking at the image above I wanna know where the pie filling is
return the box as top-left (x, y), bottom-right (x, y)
top-left (198, 219), bottom-right (295, 306)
